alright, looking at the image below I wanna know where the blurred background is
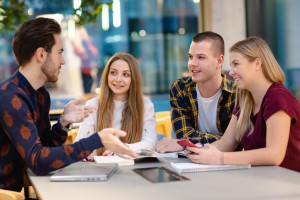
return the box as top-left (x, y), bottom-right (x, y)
top-left (1, 0), bottom-right (300, 112)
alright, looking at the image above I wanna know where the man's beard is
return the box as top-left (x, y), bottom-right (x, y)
top-left (41, 57), bottom-right (59, 82)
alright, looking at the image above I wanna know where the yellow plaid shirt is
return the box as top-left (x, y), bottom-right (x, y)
top-left (170, 72), bottom-right (236, 144)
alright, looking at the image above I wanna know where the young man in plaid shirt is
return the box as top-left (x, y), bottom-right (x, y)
top-left (156, 32), bottom-right (237, 153)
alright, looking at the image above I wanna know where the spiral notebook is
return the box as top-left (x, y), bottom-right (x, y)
top-left (170, 162), bottom-right (251, 173)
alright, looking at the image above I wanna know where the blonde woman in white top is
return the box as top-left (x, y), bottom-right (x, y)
top-left (75, 53), bottom-right (156, 160)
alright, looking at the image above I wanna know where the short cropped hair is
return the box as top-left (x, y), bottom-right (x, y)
top-left (192, 31), bottom-right (224, 57)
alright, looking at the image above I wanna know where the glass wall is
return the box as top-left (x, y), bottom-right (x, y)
top-left (0, 0), bottom-right (199, 96)
top-left (99, 0), bottom-right (199, 94)
top-left (246, 0), bottom-right (300, 100)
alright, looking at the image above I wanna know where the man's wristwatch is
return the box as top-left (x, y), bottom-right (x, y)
top-left (59, 115), bottom-right (73, 132)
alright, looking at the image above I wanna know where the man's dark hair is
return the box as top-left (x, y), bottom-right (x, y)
top-left (12, 17), bottom-right (61, 66)
top-left (192, 31), bottom-right (224, 57)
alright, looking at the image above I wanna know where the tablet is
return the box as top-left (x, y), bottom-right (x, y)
top-left (133, 167), bottom-right (189, 183)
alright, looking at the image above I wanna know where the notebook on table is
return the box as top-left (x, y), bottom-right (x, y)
top-left (94, 150), bottom-right (161, 166)
top-left (94, 155), bottom-right (160, 166)
top-left (94, 156), bottom-right (135, 166)
top-left (170, 162), bottom-right (251, 173)
top-left (50, 162), bottom-right (118, 182)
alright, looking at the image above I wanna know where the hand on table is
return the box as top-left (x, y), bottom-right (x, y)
top-left (155, 138), bottom-right (184, 153)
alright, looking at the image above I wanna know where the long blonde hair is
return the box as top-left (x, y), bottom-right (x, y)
top-left (230, 36), bottom-right (285, 141)
top-left (96, 53), bottom-right (144, 155)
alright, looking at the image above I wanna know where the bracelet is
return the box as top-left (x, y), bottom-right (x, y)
top-left (220, 152), bottom-right (224, 165)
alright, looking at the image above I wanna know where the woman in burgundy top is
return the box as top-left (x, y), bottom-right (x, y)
top-left (186, 36), bottom-right (300, 172)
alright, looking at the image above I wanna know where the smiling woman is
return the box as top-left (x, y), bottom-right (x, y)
top-left (186, 36), bottom-right (300, 173)
top-left (107, 59), bottom-right (131, 101)
top-left (74, 52), bottom-right (157, 159)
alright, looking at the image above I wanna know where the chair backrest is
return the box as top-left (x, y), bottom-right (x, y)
top-left (65, 128), bottom-right (79, 144)
top-left (155, 111), bottom-right (172, 138)
top-left (0, 189), bottom-right (24, 200)
top-left (49, 109), bottom-right (63, 121)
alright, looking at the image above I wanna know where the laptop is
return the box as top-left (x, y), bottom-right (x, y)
top-left (50, 162), bottom-right (118, 182)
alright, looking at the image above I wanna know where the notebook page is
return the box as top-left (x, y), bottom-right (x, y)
top-left (94, 156), bottom-right (134, 166)
top-left (170, 162), bottom-right (251, 173)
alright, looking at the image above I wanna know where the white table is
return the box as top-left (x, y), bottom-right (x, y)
top-left (28, 158), bottom-right (300, 200)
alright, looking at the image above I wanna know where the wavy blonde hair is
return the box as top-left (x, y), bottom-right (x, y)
top-left (96, 53), bottom-right (144, 155)
top-left (230, 36), bottom-right (285, 141)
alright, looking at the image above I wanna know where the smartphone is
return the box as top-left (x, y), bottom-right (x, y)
top-left (177, 139), bottom-right (197, 148)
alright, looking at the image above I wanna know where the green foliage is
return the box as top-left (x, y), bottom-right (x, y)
top-left (0, 0), bottom-right (113, 32)
top-left (0, 0), bottom-right (27, 33)
top-left (74, 0), bottom-right (113, 26)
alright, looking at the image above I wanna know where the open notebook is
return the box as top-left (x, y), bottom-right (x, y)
top-left (50, 162), bottom-right (118, 182)
top-left (170, 162), bottom-right (251, 173)
top-left (94, 155), bottom-right (160, 166)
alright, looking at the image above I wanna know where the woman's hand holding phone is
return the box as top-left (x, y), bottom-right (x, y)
top-left (177, 139), bottom-right (202, 155)
top-left (177, 139), bottom-right (197, 148)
